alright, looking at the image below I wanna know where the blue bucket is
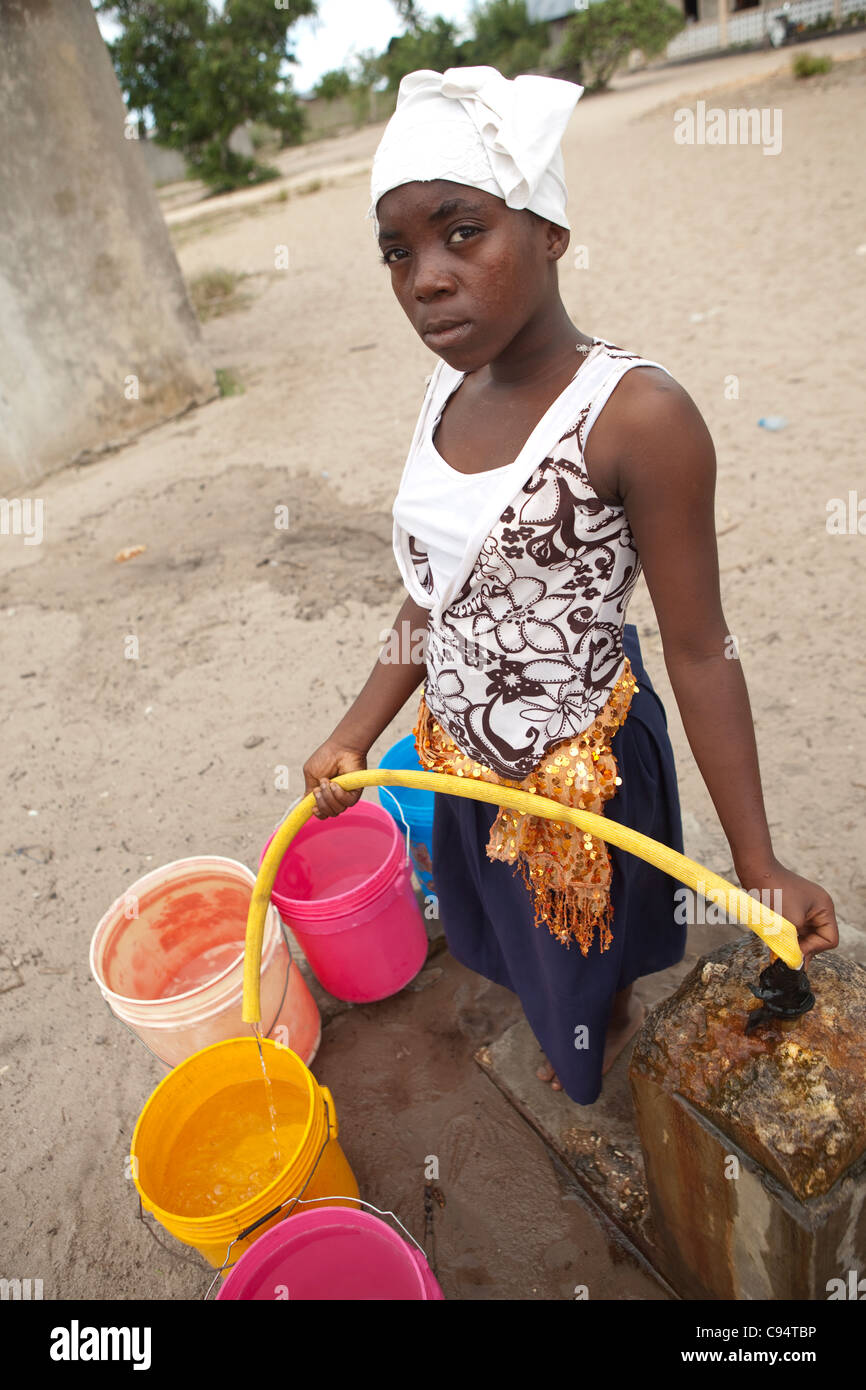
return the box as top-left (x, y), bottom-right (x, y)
top-left (376, 735), bottom-right (436, 894)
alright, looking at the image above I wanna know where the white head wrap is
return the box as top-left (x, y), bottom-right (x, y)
top-left (368, 65), bottom-right (583, 236)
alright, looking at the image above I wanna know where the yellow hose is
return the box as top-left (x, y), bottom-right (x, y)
top-left (242, 770), bottom-right (802, 1023)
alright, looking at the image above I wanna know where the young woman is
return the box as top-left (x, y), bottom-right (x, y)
top-left (302, 67), bottom-right (838, 1104)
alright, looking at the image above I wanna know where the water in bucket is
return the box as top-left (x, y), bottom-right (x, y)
top-left (160, 1079), bottom-right (306, 1217)
top-left (156, 942), bottom-right (246, 998)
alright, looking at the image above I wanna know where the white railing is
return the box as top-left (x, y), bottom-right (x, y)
top-left (665, 0), bottom-right (856, 60)
top-left (667, 20), bottom-right (720, 57)
top-left (729, 7), bottom-right (771, 39)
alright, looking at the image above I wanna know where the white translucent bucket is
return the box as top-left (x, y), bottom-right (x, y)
top-left (89, 856), bottom-right (321, 1070)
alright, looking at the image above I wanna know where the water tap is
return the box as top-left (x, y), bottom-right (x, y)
top-left (744, 955), bottom-right (815, 1035)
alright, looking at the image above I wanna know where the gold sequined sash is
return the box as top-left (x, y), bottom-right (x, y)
top-left (412, 660), bottom-right (639, 955)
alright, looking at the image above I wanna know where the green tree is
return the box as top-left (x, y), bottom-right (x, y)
top-left (94, 0), bottom-right (316, 192)
top-left (314, 68), bottom-right (354, 101)
top-left (379, 15), bottom-right (464, 90)
top-left (558, 0), bottom-right (685, 91)
top-left (353, 49), bottom-right (389, 91)
top-left (391, 0), bottom-right (426, 31)
top-left (341, 49), bottom-right (385, 125)
top-left (462, 0), bottom-right (550, 76)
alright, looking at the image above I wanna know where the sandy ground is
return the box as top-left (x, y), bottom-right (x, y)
top-left (1, 33), bottom-right (865, 1301)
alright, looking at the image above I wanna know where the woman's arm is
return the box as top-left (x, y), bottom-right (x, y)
top-left (303, 591), bottom-right (430, 818)
top-left (332, 591), bottom-right (430, 751)
top-left (603, 368), bottom-right (838, 962)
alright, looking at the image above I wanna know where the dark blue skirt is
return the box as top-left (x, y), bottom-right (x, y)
top-left (430, 623), bottom-right (687, 1105)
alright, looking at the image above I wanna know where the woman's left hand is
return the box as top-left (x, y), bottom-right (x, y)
top-left (737, 856), bottom-right (839, 968)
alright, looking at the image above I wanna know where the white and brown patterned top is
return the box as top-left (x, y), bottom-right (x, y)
top-left (392, 337), bottom-right (673, 780)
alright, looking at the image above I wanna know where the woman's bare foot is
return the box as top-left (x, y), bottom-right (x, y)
top-left (536, 986), bottom-right (646, 1091)
top-left (536, 1056), bottom-right (563, 1090)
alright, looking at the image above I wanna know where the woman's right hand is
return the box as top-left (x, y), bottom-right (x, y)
top-left (302, 739), bottom-right (368, 819)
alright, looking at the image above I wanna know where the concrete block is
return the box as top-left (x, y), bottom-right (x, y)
top-left (629, 936), bottom-right (866, 1299)
top-left (0, 0), bottom-right (216, 488)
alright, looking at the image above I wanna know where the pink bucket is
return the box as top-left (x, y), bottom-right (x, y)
top-left (216, 1205), bottom-right (444, 1300)
top-left (261, 800), bottom-right (428, 1002)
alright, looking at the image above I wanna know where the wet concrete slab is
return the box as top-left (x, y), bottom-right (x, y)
top-left (476, 1017), bottom-right (656, 1256)
top-left (472, 923), bottom-right (744, 1270)
top-left (310, 946), bottom-right (673, 1300)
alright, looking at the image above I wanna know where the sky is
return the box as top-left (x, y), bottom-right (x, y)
top-left (290, 1), bottom-right (477, 95)
top-left (94, 1), bottom-right (478, 99)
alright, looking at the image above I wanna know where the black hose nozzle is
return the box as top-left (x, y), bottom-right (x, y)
top-left (744, 956), bottom-right (815, 1035)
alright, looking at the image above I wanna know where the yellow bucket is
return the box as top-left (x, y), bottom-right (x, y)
top-left (130, 1038), bottom-right (359, 1270)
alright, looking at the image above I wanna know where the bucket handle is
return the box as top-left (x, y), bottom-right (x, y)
top-left (279, 785), bottom-right (412, 875)
top-left (271, 1194), bottom-right (430, 1261)
top-left (204, 1194), bottom-right (434, 1301)
top-left (376, 785), bottom-right (413, 872)
top-left (319, 1085), bottom-right (339, 1141)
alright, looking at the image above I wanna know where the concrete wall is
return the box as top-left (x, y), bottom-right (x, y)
top-left (138, 126), bottom-right (251, 187)
top-left (300, 90), bottom-right (398, 141)
top-left (0, 0), bottom-right (217, 490)
top-left (138, 137), bottom-right (189, 188)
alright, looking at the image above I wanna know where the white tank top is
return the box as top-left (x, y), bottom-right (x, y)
top-left (390, 336), bottom-right (674, 779)
top-left (394, 392), bottom-right (529, 601)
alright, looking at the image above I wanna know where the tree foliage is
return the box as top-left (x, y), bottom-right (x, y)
top-left (376, 0), bottom-right (551, 91)
top-left (391, 0), bottom-right (426, 31)
top-left (379, 15), bottom-right (463, 91)
top-left (94, 0), bottom-right (317, 191)
top-left (461, 0), bottom-right (550, 76)
top-left (558, 0), bottom-right (685, 91)
top-left (314, 68), bottom-right (353, 101)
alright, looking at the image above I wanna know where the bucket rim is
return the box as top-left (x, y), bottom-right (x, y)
top-left (92, 912), bottom-right (282, 1020)
top-left (376, 742), bottom-right (433, 812)
top-left (380, 801), bottom-right (435, 828)
top-left (261, 801), bottom-right (406, 916)
top-left (89, 856), bottom-right (279, 1011)
top-left (376, 733), bottom-right (425, 766)
top-left (217, 1203), bottom-right (432, 1300)
top-left (274, 871), bottom-right (418, 936)
top-left (130, 1038), bottom-right (325, 1232)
